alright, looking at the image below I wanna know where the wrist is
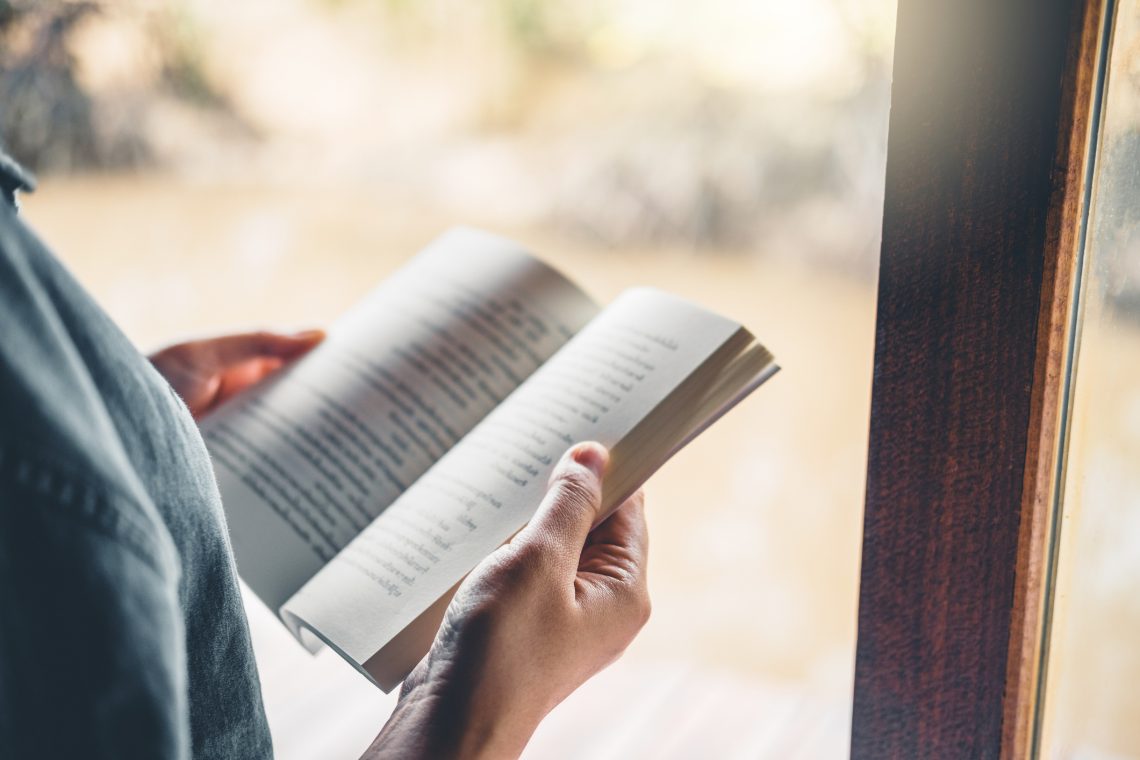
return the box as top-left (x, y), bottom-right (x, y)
top-left (367, 677), bottom-right (539, 759)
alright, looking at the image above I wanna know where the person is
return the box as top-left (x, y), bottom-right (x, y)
top-left (0, 152), bottom-right (651, 759)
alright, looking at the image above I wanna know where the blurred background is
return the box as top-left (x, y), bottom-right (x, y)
top-left (1040, 5), bottom-right (1140, 759)
top-left (2, 0), bottom-right (895, 756)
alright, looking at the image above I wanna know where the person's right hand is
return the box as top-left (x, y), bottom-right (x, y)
top-left (365, 442), bottom-right (650, 759)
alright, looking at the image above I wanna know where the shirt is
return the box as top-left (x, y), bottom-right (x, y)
top-left (0, 158), bottom-right (273, 758)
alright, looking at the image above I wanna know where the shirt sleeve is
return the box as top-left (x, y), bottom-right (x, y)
top-left (0, 199), bottom-right (191, 759)
top-left (0, 451), bottom-right (190, 759)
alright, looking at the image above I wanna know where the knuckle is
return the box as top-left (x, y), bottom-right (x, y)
top-left (615, 582), bottom-right (651, 629)
top-left (552, 469), bottom-right (599, 511)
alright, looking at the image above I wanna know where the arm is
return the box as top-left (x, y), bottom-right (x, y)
top-left (365, 443), bottom-right (651, 759)
top-left (0, 210), bottom-right (190, 757)
top-left (0, 454), bottom-right (187, 758)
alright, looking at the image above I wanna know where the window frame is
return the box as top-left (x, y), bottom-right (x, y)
top-left (850, 0), bottom-right (1110, 757)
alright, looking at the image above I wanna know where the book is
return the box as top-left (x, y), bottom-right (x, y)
top-left (201, 227), bottom-right (779, 691)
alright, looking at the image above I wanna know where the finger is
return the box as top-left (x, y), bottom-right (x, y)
top-left (580, 490), bottom-right (648, 581)
top-left (513, 442), bottom-right (608, 576)
top-left (214, 357), bottom-right (285, 406)
top-left (576, 491), bottom-right (650, 626)
top-left (207, 329), bottom-right (325, 368)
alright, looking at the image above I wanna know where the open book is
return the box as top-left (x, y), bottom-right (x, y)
top-left (201, 228), bottom-right (778, 691)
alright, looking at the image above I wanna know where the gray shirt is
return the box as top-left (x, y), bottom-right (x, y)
top-left (0, 160), bottom-right (272, 758)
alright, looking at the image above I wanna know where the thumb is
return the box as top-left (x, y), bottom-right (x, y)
top-left (514, 443), bottom-right (608, 574)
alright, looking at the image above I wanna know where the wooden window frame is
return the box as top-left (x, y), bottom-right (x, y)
top-left (851, 0), bottom-right (1111, 757)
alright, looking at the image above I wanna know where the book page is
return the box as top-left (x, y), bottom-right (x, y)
top-left (281, 288), bottom-right (762, 686)
top-left (200, 229), bottom-right (598, 612)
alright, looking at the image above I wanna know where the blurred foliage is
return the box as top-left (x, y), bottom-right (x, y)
top-left (0, 1), bottom-right (106, 172)
top-left (492, 0), bottom-right (599, 58)
top-left (0, 0), bottom-right (893, 274)
top-left (0, 0), bottom-right (233, 173)
top-left (331, 0), bottom-right (602, 60)
top-left (158, 5), bottom-right (226, 108)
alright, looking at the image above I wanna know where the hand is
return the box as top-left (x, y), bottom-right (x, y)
top-left (366, 443), bottom-right (650, 759)
top-left (149, 330), bottom-right (324, 419)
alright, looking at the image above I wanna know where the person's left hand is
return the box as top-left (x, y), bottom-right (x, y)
top-left (149, 330), bottom-right (324, 419)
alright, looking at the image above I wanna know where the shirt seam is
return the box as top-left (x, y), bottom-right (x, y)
top-left (0, 444), bottom-right (176, 577)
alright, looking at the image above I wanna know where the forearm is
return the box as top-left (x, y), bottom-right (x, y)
top-left (363, 681), bottom-right (536, 760)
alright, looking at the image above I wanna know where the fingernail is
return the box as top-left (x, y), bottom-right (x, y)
top-left (570, 442), bottom-right (607, 478)
top-left (293, 329), bottom-right (325, 341)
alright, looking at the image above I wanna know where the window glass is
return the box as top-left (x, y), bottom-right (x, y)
top-left (1040, 4), bottom-right (1140, 757)
top-left (6, 1), bottom-right (895, 755)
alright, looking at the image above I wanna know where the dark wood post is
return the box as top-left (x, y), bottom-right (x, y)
top-left (851, 0), bottom-right (1108, 757)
